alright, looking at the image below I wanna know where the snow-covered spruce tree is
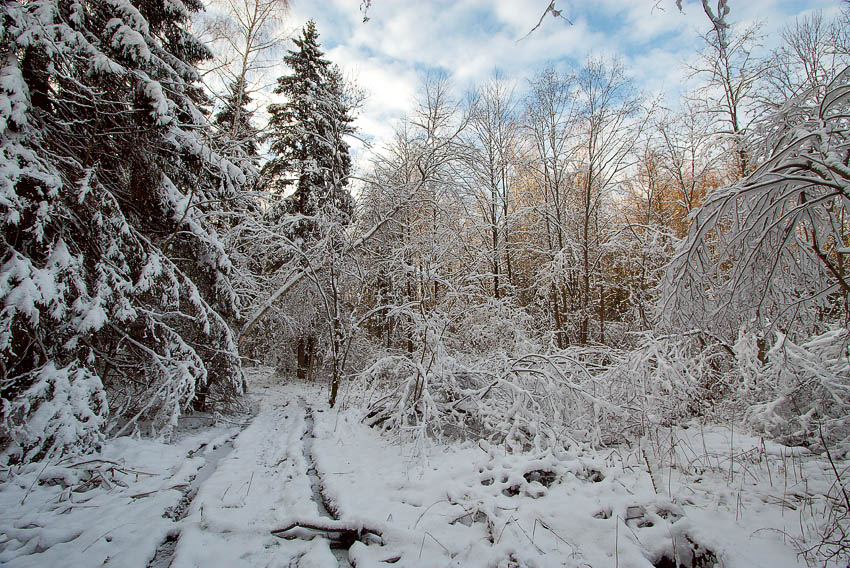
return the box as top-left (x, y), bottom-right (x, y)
top-left (213, 79), bottom-right (260, 169)
top-left (254, 20), bottom-right (355, 395)
top-left (210, 79), bottom-right (265, 358)
top-left (262, 19), bottom-right (354, 236)
top-left (0, 0), bottom-right (246, 461)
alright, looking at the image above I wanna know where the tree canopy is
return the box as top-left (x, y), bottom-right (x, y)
top-left (263, 20), bottom-right (354, 231)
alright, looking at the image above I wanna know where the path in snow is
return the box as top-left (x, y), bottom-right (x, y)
top-left (168, 372), bottom-right (342, 567)
top-left (147, 431), bottom-right (239, 568)
top-left (301, 402), bottom-right (354, 566)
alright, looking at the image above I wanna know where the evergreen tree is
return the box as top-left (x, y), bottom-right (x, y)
top-left (214, 80), bottom-right (260, 166)
top-left (0, 0), bottom-right (247, 460)
top-left (253, 21), bottom-right (355, 388)
top-left (263, 20), bottom-right (354, 234)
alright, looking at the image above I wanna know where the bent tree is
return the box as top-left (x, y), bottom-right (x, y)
top-left (663, 65), bottom-right (850, 341)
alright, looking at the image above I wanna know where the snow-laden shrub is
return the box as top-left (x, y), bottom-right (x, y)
top-left (445, 296), bottom-right (539, 357)
top-left (1, 363), bottom-right (107, 462)
top-left (746, 328), bottom-right (850, 450)
top-left (360, 352), bottom-right (487, 442)
top-left (610, 327), bottom-right (850, 450)
top-left (355, 323), bottom-right (765, 451)
top-left (354, 297), bottom-right (576, 449)
top-left (487, 351), bottom-right (626, 449)
top-left (358, 341), bottom-right (629, 451)
top-left (356, 322), bottom-right (842, 453)
top-left (604, 332), bottom-right (731, 431)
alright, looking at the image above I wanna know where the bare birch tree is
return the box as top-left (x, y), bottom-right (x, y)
top-left (463, 72), bottom-right (521, 300)
top-left (689, 6), bottom-right (765, 180)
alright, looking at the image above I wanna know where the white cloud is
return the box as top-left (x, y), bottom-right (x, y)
top-left (268, 0), bottom-right (845, 157)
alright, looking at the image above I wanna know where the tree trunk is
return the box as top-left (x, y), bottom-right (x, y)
top-left (297, 338), bottom-right (307, 379)
top-left (552, 290), bottom-right (564, 349)
top-left (307, 335), bottom-right (316, 381)
top-left (598, 284), bottom-right (605, 344)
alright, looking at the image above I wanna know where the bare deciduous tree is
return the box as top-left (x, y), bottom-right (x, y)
top-left (463, 71), bottom-right (521, 300)
top-left (200, 0), bottom-right (289, 140)
top-left (764, 12), bottom-right (849, 105)
top-left (689, 8), bottom-right (765, 180)
top-left (523, 67), bottom-right (580, 347)
top-left (574, 56), bottom-right (643, 343)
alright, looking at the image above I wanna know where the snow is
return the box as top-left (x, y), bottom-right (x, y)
top-left (310, 410), bottom-right (820, 567)
top-left (2, 368), bottom-right (846, 567)
top-left (0, 56), bottom-right (29, 132)
top-left (1, 253), bottom-right (65, 327)
top-left (107, 0), bottom-right (150, 35)
top-left (0, 421), bottom-right (241, 567)
top-left (169, 378), bottom-right (319, 567)
top-left (107, 19), bottom-right (152, 64)
top-left (142, 80), bottom-right (171, 125)
top-left (4, 363), bottom-right (107, 462)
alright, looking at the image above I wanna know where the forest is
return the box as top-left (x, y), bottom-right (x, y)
top-left (1, 0), bottom-right (849, 566)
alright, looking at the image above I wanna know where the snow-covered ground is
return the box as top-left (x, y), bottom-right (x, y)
top-left (1, 368), bottom-right (846, 567)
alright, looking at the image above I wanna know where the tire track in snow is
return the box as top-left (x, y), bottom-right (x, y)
top-left (147, 432), bottom-right (239, 568)
top-left (300, 398), bottom-right (356, 566)
top-left (302, 402), bottom-right (340, 520)
top-left (166, 372), bottom-right (338, 567)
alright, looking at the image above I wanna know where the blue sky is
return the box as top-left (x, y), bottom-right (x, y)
top-left (281, 0), bottom-right (844, 152)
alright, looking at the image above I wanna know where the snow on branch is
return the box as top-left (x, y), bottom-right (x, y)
top-left (663, 65), bottom-right (850, 340)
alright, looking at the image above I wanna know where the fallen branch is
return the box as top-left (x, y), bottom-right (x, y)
top-left (130, 483), bottom-right (189, 499)
top-left (271, 518), bottom-right (383, 548)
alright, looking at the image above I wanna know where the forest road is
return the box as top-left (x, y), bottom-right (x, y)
top-left (164, 370), bottom-right (377, 568)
